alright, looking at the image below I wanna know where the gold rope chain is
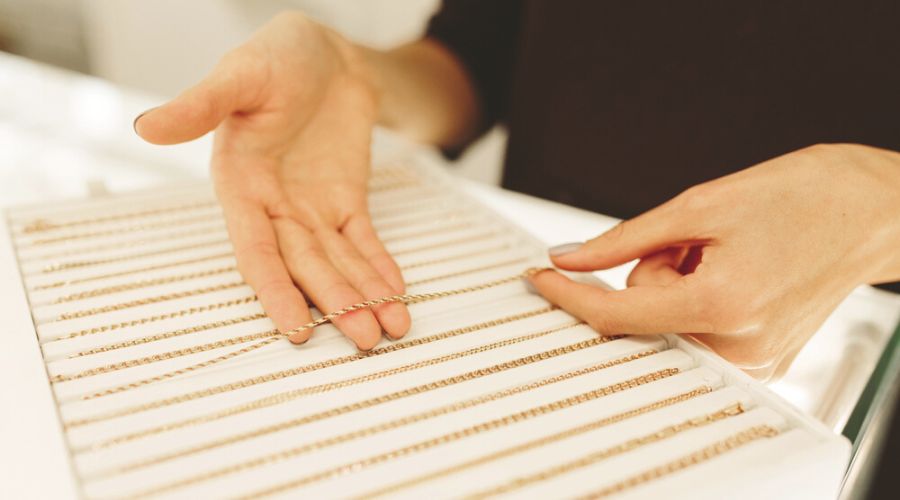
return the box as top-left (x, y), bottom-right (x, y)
top-left (49, 296), bottom-right (258, 342)
top-left (64, 306), bottom-right (557, 428)
top-left (82, 331), bottom-right (623, 454)
top-left (53, 265), bottom-right (237, 304)
top-left (88, 323), bottom-right (609, 476)
top-left (21, 224), bottom-right (226, 265)
top-left (132, 368), bottom-right (681, 499)
top-left (40, 238), bottom-right (230, 273)
top-left (34, 250), bottom-right (234, 291)
top-left (20, 199), bottom-right (219, 233)
top-left (358, 387), bottom-right (718, 499)
top-left (77, 269), bottom-right (543, 400)
top-left (25, 212), bottom-right (224, 246)
top-left (464, 402), bottom-right (746, 499)
top-left (578, 425), bottom-right (781, 499)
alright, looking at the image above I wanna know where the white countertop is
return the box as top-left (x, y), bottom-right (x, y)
top-left (2, 51), bottom-right (898, 435)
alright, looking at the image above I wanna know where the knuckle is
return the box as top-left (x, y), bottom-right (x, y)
top-left (672, 182), bottom-right (718, 212)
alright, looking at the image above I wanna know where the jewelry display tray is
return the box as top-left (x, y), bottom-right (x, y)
top-left (0, 153), bottom-right (849, 500)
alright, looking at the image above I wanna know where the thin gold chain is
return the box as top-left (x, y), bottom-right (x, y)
top-left (81, 328), bottom-right (622, 454)
top-left (47, 296), bottom-right (258, 342)
top-left (406, 257), bottom-right (532, 287)
top-left (52, 266), bottom-right (237, 304)
top-left (368, 179), bottom-right (422, 193)
top-left (577, 425), bottom-right (781, 499)
top-left (20, 199), bottom-right (219, 233)
top-left (398, 244), bottom-right (511, 270)
top-left (25, 212), bottom-right (223, 246)
top-left (54, 281), bottom-right (247, 321)
top-left (19, 224), bottom-right (226, 264)
top-left (465, 402), bottom-right (745, 499)
top-left (40, 238), bottom-right (230, 273)
top-left (390, 231), bottom-right (500, 257)
top-left (358, 387), bottom-right (716, 499)
top-left (64, 306), bottom-right (556, 428)
top-left (88, 323), bottom-right (605, 474)
top-left (52, 329), bottom-right (281, 383)
top-left (66, 313), bottom-right (268, 358)
top-left (368, 194), bottom-right (455, 220)
top-left (33, 251), bottom-right (234, 290)
top-left (374, 207), bottom-right (474, 233)
top-left (381, 220), bottom-right (479, 244)
top-left (74, 269), bottom-right (539, 399)
top-left (212, 369), bottom-right (683, 500)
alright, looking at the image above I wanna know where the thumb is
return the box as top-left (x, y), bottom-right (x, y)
top-left (133, 58), bottom-right (247, 145)
top-left (551, 198), bottom-right (704, 272)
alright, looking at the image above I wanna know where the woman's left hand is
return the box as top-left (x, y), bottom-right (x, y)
top-left (529, 143), bottom-right (900, 379)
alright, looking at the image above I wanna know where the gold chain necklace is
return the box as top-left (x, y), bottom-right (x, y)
top-left (52, 266), bottom-right (237, 304)
top-left (87, 323), bottom-right (607, 475)
top-left (74, 269), bottom-right (539, 399)
top-left (406, 257), bottom-right (532, 287)
top-left (373, 207), bottom-right (474, 233)
top-left (40, 238), bottom-right (231, 273)
top-left (20, 199), bottom-right (219, 233)
top-left (185, 369), bottom-right (682, 500)
top-left (19, 224), bottom-right (226, 264)
top-left (25, 212), bottom-right (223, 246)
top-left (464, 403), bottom-right (746, 499)
top-left (380, 220), bottom-right (479, 244)
top-left (66, 313), bottom-right (268, 358)
top-left (577, 425), bottom-right (781, 499)
top-left (47, 296), bottom-right (258, 342)
top-left (398, 244), bottom-right (510, 270)
top-left (368, 194), bottom-right (454, 219)
top-left (81, 328), bottom-right (621, 454)
top-left (55, 281), bottom-right (247, 321)
top-left (33, 251), bottom-right (234, 290)
top-left (390, 231), bottom-right (500, 257)
top-left (64, 306), bottom-right (556, 428)
top-left (357, 387), bottom-right (716, 499)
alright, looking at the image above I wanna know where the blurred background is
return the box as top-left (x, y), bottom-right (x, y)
top-left (0, 0), bottom-right (506, 185)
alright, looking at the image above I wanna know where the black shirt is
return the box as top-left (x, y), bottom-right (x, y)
top-left (427, 0), bottom-right (900, 219)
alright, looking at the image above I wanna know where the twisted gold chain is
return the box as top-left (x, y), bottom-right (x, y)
top-left (578, 425), bottom-right (781, 499)
top-left (52, 266), bottom-right (238, 304)
top-left (40, 238), bottom-right (230, 273)
top-left (81, 328), bottom-right (618, 454)
top-left (222, 369), bottom-right (682, 500)
top-left (55, 281), bottom-right (247, 321)
top-left (64, 306), bottom-right (556, 426)
top-left (20, 199), bottom-right (219, 233)
top-left (33, 251), bottom-right (234, 290)
top-left (406, 257), bottom-right (532, 287)
top-left (465, 402), bottom-right (745, 499)
top-left (20, 224), bottom-right (226, 264)
top-left (47, 296), bottom-right (258, 342)
top-left (25, 212), bottom-right (224, 246)
top-left (66, 313), bottom-right (268, 358)
top-left (398, 244), bottom-right (510, 270)
top-left (381, 220), bottom-right (479, 244)
top-left (358, 387), bottom-right (716, 499)
top-left (87, 323), bottom-right (605, 475)
top-left (390, 231), bottom-right (499, 257)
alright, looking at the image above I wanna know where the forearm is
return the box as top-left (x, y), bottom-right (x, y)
top-left (360, 39), bottom-right (482, 150)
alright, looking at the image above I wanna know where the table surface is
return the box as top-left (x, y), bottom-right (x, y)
top-left (2, 51), bottom-right (898, 438)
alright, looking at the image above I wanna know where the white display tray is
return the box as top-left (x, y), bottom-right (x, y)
top-left (0, 152), bottom-right (849, 499)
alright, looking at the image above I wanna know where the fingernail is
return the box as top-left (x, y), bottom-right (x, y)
top-left (521, 277), bottom-right (539, 295)
top-left (132, 106), bottom-right (157, 134)
top-left (548, 242), bottom-right (583, 257)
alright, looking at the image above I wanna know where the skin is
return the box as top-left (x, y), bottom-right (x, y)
top-left (135, 12), bottom-right (900, 374)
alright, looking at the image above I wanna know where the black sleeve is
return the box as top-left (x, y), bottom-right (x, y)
top-left (426, 0), bottom-right (523, 153)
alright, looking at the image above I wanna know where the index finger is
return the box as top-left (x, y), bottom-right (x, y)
top-left (220, 194), bottom-right (313, 342)
top-left (529, 269), bottom-right (712, 335)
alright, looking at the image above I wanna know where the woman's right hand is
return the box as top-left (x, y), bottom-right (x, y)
top-left (134, 12), bottom-right (410, 350)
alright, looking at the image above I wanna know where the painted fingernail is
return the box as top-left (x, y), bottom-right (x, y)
top-left (132, 106), bottom-right (157, 134)
top-left (548, 242), bottom-right (583, 257)
top-left (521, 277), bottom-right (539, 295)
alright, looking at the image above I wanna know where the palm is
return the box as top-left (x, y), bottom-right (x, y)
top-left (136, 13), bottom-right (409, 350)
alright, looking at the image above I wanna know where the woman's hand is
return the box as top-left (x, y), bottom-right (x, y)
top-left (134, 12), bottom-right (409, 350)
top-left (530, 144), bottom-right (900, 379)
